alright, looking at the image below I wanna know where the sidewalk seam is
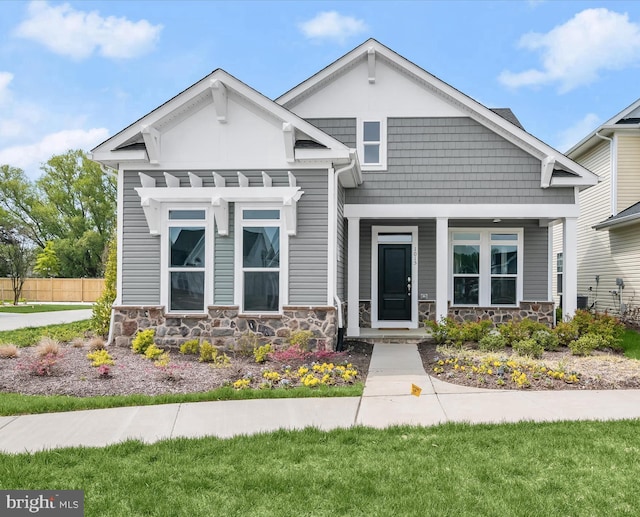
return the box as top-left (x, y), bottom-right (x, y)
top-left (169, 404), bottom-right (182, 438)
top-left (0, 416), bottom-right (18, 431)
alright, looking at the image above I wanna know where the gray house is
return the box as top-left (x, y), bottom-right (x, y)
top-left (91, 39), bottom-right (598, 349)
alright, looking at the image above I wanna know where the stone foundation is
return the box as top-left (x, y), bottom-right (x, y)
top-left (354, 300), bottom-right (553, 329)
top-left (447, 301), bottom-right (554, 327)
top-left (111, 305), bottom-right (337, 350)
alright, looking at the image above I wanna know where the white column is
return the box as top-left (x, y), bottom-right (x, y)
top-left (347, 217), bottom-right (360, 336)
top-left (547, 223), bottom-right (554, 303)
top-left (563, 217), bottom-right (578, 320)
top-left (436, 217), bottom-right (449, 321)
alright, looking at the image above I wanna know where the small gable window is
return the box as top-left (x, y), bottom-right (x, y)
top-left (359, 119), bottom-right (385, 170)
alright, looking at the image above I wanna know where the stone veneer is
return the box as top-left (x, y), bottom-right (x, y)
top-left (357, 301), bottom-right (553, 328)
top-left (111, 306), bottom-right (337, 350)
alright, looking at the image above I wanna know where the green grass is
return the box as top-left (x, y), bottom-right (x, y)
top-left (0, 384), bottom-right (363, 416)
top-left (0, 320), bottom-right (93, 347)
top-left (0, 304), bottom-right (91, 314)
top-left (621, 328), bottom-right (640, 360)
top-left (2, 420), bottom-right (640, 516)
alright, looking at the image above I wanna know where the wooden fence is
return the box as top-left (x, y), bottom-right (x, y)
top-left (0, 278), bottom-right (105, 303)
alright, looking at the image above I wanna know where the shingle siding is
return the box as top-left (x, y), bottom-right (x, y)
top-left (305, 118), bottom-right (356, 148)
top-left (346, 117), bottom-right (575, 204)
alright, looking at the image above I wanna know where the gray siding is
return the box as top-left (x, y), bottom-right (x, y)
top-left (214, 204), bottom-right (234, 305)
top-left (449, 220), bottom-right (549, 301)
top-left (122, 170), bottom-right (162, 305)
top-left (122, 169), bottom-right (328, 308)
top-left (305, 118), bottom-right (356, 148)
top-left (346, 117), bottom-right (575, 205)
top-left (289, 170), bottom-right (329, 305)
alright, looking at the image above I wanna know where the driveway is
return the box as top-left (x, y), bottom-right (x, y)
top-left (0, 309), bottom-right (93, 331)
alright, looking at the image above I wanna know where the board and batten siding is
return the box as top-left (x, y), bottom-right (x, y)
top-left (121, 169), bottom-right (328, 308)
top-left (122, 170), bottom-right (162, 305)
top-left (346, 117), bottom-right (575, 205)
top-left (574, 140), bottom-right (614, 311)
top-left (616, 134), bottom-right (640, 213)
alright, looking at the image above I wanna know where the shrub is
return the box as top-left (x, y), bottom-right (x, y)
top-left (499, 319), bottom-right (548, 346)
top-left (512, 338), bottom-right (544, 359)
top-left (478, 332), bottom-right (507, 352)
top-left (235, 331), bottom-right (259, 357)
top-left (532, 329), bottom-right (559, 351)
top-left (461, 320), bottom-right (493, 342)
top-left (253, 344), bottom-right (272, 363)
top-left (179, 339), bottom-right (200, 355)
top-left (554, 321), bottom-right (579, 347)
top-left (144, 343), bottom-right (165, 360)
top-left (569, 334), bottom-right (608, 356)
top-left (87, 349), bottom-right (115, 367)
top-left (424, 319), bottom-right (450, 344)
top-left (35, 337), bottom-right (61, 357)
top-left (131, 329), bottom-right (155, 354)
top-left (71, 337), bottom-right (85, 348)
top-left (199, 340), bottom-right (230, 366)
top-left (289, 330), bottom-right (314, 351)
top-left (19, 352), bottom-right (62, 376)
top-left (92, 236), bottom-right (117, 336)
top-left (269, 344), bottom-right (309, 362)
top-left (0, 344), bottom-right (19, 358)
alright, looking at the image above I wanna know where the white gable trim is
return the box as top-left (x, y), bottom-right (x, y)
top-left (277, 39), bottom-right (598, 188)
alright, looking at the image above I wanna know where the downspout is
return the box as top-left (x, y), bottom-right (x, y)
top-left (595, 130), bottom-right (615, 216)
top-left (332, 155), bottom-right (356, 351)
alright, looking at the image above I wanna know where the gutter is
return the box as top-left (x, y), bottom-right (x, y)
top-left (593, 212), bottom-right (640, 231)
top-left (594, 130), bottom-right (616, 217)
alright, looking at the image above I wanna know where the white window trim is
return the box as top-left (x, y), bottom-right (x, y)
top-left (371, 225), bottom-right (418, 329)
top-left (357, 118), bottom-right (386, 171)
top-left (234, 204), bottom-right (289, 314)
top-left (449, 228), bottom-right (523, 307)
top-left (161, 205), bottom-right (214, 314)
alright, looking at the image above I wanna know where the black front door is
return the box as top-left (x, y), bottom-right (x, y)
top-left (378, 243), bottom-right (411, 321)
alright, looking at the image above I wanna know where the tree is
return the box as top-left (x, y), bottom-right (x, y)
top-left (0, 226), bottom-right (34, 304)
top-left (0, 150), bottom-right (116, 277)
top-left (34, 241), bottom-right (61, 277)
top-left (92, 236), bottom-right (117, 336)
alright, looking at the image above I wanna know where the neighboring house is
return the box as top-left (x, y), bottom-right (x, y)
top-left (553, 99), bottom-right (640, 321)
top-left (91, 39), bottom-right (598, 348)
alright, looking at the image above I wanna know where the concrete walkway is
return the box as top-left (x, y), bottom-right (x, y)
top-left (2, 342), bottom-right (640, 454)
top-left (0, 309), bottom-right (93, 331)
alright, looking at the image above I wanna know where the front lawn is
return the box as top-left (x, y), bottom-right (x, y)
top-left (1, 421), bottom-right (640, 516)
top-left (0, 320), bottom-right (92, 347)
top-left (0, 304), bottom-right (91, 314)
top-left (621, 328), bottom-right (640, 360)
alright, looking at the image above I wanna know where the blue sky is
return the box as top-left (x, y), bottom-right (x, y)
top-left (2, 0), bottom-right (640, 178)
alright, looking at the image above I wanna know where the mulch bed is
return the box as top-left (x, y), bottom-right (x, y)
top-left (418, 341), bottom-right (640, 390)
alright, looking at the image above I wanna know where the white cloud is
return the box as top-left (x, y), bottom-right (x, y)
top-left (0, 128), bottom-right (110, 172)
top-left (298, 11), bottom-right (367, 44)
top-left (499, 8), bottom-right (640, 92)
top-left (556, 113), bottom-right (601, 152)
top-left (0, 72), bottom-right (13, 104)
top-left (15, 1), bottom-right (162, 60)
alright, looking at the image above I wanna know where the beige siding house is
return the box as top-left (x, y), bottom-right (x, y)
top-left (554, 99), bottom-right (640, 321)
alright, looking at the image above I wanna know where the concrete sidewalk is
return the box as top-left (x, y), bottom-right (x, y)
top-left (0, 309), bottom-right (93, 331)
top-left (2, 342), bottom-right (640, 454)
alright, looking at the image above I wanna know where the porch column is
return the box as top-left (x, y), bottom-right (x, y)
top-left (562, 217), bottom-right (578, 320)
top-left (347, 217), bottom-right (360, 336)
top-left (436, 217), bottom-right (449, 321)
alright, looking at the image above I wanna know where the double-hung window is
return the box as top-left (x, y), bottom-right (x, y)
top-left (238, 208), bottom-right (284, 313)
top-left (451, 229), bottom-right (522, 306)
top-left (359, 120), bottom-right (386, 169)
top-left (556, 252), bottom-right (563, 296)
top-left (167, 209), bottom-right (207, 312)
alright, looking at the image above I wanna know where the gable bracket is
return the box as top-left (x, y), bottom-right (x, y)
top-left (210, 79), bottom-right (228, 123)
top-left (541, 156), bottom-right (555, 188)
top-left (211, 197), bottom-right (229, 236)
top-left (140, 197), bottom-right (161, 235)
top-left (282, 123), bottom-right (295, 163)
top-left (367, 47), bottom-right (376, 84)
top-left (141, 126), bottom-right (161, 164)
